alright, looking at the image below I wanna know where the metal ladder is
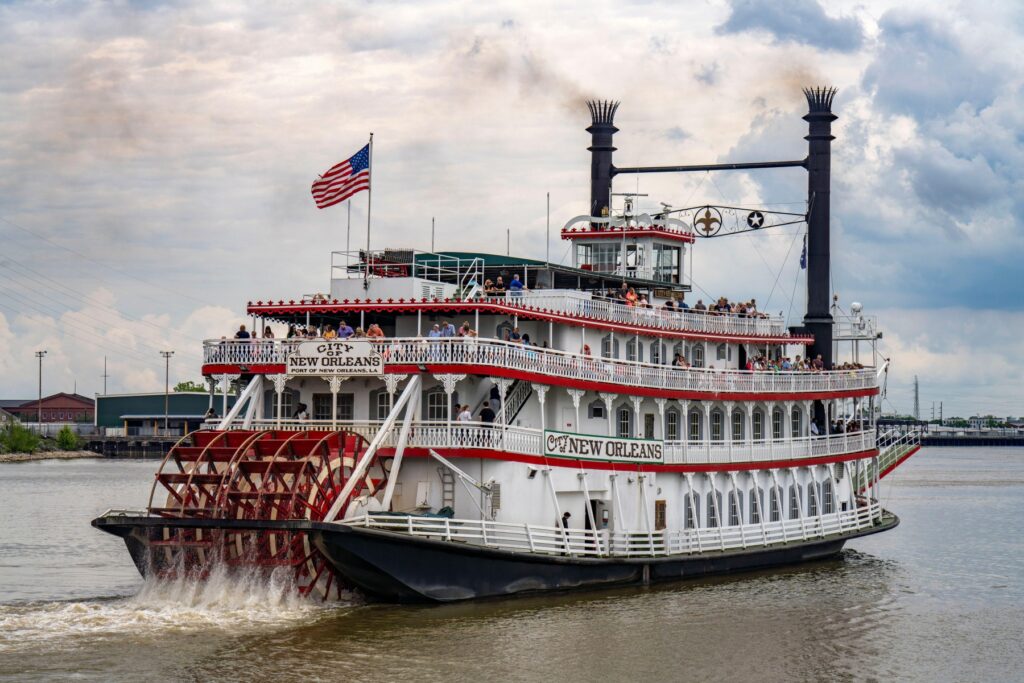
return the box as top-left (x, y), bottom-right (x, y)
top-left (438, 466), bottom-right (456, 509)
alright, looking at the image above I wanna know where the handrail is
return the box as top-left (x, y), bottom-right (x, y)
top-left (207, 418), bottom-right (877, 466)
top-left (497, 289), bottom-right (789, 337)
top-left (343, 500), bottom-right (884, 558)
top-left (202, 337), bottom-right (878, 395)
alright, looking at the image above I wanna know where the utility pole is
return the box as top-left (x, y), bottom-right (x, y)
top-left (35, 350), bottom-right (46, 427)
top-left (546, 192), bottom-right (551, 263)
top-left (913, 375), bottom-right (920, 421)
top-left (431, 216), bottom-right (435, 252)
top-left (101, 356), bottom-right (109, 395)
top-left (940, 401), bottom-right (943, 424)
top-left (507, 228), bottom-right (510, 256)
top-left (160, 351), bottom-right (174, 435)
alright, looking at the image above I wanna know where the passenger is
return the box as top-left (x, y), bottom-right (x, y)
top-left (322, 324), bottom-right (338, 340)
top-left (483, 279), bottom-right (496, 295)
top-left (293, 403), bottom-right (309, 421)
top-left (337, 320), bottom-right (355, 339)
top-left (509, 274), bottom-right (525, 297)
top-left (479, 400), bottom-right (496, 424)
top-left (457, 404), bottom-right (472, 423)
top-left (234, 324), bottom-right (251, 340)
top-left (494, 276), bottom-right (506, 294)
top-left (366, 323), bottom-right (385, 339)
top-left (263, 326), bottom-right (275, 339)
top-left (441, 320), bottom-right (457, 337)
top-left (286, 325), bottom-right (298, 339)
top-left (509, 326), bottom-right (522, 343)
top-left (428, 324), bottom-right (443, 338)
top-left (354, 327), bottom-right (366, 338)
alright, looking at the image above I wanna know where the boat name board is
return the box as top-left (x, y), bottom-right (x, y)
top-left (544, 430), bottom-right (664, 464)
top-left (286, 340), bottom-right (384, 375)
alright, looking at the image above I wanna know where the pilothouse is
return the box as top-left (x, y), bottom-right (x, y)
top-left (93, 88), bottom-right (922, 603)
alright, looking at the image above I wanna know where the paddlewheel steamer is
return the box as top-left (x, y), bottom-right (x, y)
top-left (95, 88), bottom-right (921, 602)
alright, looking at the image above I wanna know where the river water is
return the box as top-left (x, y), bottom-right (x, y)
top-left (0, 448), bottom-right (1021, 682)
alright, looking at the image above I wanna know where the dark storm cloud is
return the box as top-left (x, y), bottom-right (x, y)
top-left (716, 0), bottom-right (864, 53)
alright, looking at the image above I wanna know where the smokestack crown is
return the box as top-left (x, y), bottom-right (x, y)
top-left (587, 100), bottom-right (620, 126)
top-left (803, 87), bottom-right (837, 114)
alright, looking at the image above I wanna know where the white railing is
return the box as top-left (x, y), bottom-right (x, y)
top-left (202, 338), bottom-right (877, 395)
top-left (210, 418), bottom-right (874, 466)
top-left (497, 290), bottom-right (789, 337)
top-left (343, 500), bottom-right (884, 558)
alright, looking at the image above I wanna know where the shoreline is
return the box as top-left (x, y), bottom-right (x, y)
top-left (0, 450), bottom-right (101, 464)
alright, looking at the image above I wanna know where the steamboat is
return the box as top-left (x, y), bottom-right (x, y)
top-left (93, 88), bottom-right (921, 602)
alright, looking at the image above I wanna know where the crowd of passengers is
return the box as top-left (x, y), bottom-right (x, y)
top-left (226, 322), bottom-right (862, 374)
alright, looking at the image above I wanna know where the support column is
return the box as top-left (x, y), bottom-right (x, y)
top-left (630, 396), bottom-right (643, 438)
top-left (328, 376), bottom-right (348, 429)
top-left (678, 399), bottom-right (689, 462)
top-left (271, 374), bottom-right (289, 428)
top-left (383, 373), bottom-right (409, 414)
top-left (702, 402), bottom-right (711, 460)
top-left (566, 388), bottom-right (585, 431)
top-left (654, 398), bottom-right (667, 439)
top-left (724, 400), bottom-right (734, 462)
top-left (600, 392), bottom-right (616, 436)
top-left (221, 373), bottom-right (240, 419)
top-left (785, 400), bottom-right (795, 460)
top-left (435, 373), bottom-right (466, 446)
top-left (532, 383), bottom-right (549, 433)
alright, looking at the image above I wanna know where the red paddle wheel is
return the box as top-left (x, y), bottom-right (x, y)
top-left (147, 428), bottom-right (390, 599)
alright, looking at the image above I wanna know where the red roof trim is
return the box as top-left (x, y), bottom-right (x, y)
top-left (561, 226), bottom-right (695, 244)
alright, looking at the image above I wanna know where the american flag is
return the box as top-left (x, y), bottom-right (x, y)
top-left (311, 144), bottom-right (370, 209)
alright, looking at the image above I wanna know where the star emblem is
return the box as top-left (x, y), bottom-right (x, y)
top-left (747, 211), bottom-right (765, 229)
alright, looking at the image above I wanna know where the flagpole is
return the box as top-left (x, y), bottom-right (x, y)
top-left (346, 200), bottom-right (351, 266)
top-left (364, 132), bottom-right (373, 287)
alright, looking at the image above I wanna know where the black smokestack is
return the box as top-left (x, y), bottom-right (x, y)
top-left (586, 100), bottom-right (619, 219)
top-left (803, 86), bottom-right (837, 369)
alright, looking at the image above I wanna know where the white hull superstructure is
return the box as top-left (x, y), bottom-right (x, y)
top-left (94, 88), bottom-right (920, 602)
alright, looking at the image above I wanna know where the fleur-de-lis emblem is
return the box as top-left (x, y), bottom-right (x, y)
top-left (694, 207), bottom-right (722, 236)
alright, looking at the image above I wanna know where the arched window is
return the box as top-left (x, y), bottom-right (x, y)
top-left (772, 407), bottom-right (784, 440)
top-left (752, 409), bottom-right (765, 442)
top-left (616, 406), bottom-right (632, 438)
top-left (749, 487), bottom-right (765, 524)
top-left (807, 481), bottom-right (820, 516)
top-left (716, 343), bottom-right (728, 361)
top-left (684, 493), bottom-right (700, 529)
top-left (769, 485), bottom-right (783, 522)
top-left (789, 483), bottom-right (803, 519)
top-left (791, 407), bottom-right (802, 438)
top-left (710, 409), bottom-right (724, 443)
top-left (626, 338), bottom-right (643, 362)
top-left (688, 409), bottom-right (703, 441)
top-left (665, 409), bottom-right (680, 441)
top-left (822, 479), bottom-right (835, 514)
top-left (673, 342), bottom-right (685, 362)
top-left (601, 334), bottom-right (619, 359)
top-left (728, 489), bottom-right (744, 526)
top-left (424, 388), bottom-right (449, 421)
top-left (650, 341), bottom-right (667, 365)
top-left (732, 409), bottom-right (745, 441)
top-left (707, 490), bottom-right (722, 528)
top-left (373, 390), bottom-right (392, 421)
top-left (692, 344), bottom-right (705, 368)
top-left (496, 321), bottom-right (513, 341)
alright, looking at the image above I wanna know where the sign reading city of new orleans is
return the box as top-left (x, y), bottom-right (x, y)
top-left (286, 340), bottom-right (383, 375)
top-left (544, 430), bottom-right (664, 464)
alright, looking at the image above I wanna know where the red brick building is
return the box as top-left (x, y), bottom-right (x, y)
top-left (1, 393), bottom-right (95, 423)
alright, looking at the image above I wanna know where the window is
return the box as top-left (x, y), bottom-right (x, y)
top-left (789, 483), bottom-right (803, 520)
top-left (707, 491), bottom-right (722, 528)
top-left (749, 487), bottom-right (764, 524)
top-left (772, 408), bottom-right (784, 440)
top-left (650, 341), bottom-right (667, 365)
top-left (692, 345), bottom-right (705, 368)
top-left (652, 244), bottom-right (680, 283)
top-left (496, 321), bottom-right (513, 340)
top-left (375, 391), bottom-right (392, 421)
top-left (644, 413), bottom-right (655, 439)
top-left (685, 493), bottom-right (700, 529)
top-left (732, 410), bottom-right (744, 441)
top-left (688, 409), bottom-right (702, 441)
top-left (617, 407), bottom-right (632, 438)
top-left (587, 400), bottom-right (605, 420)
top-left (673, 342), bottom-right (686, 361)
top-left (716, 343), bottom-right (728, 361)
top-left (626, 338), bottom-right (643, 363)
top-left (654, 500), bottom-right (667, 531)
top-left (822, 479), bottom-right (835, 514)
top-left (728, 490), bottom-right (744, 526)
top-left (665, 409), bottom-right (680, 441)
top-left (807, 482), bottom-right (820, 516)
top-left (752, 409), bottom-right (764, 442)
top-left (275, 390), bottom-right (295, 418)
top-left (425, 390), bottom-right (449, 421)
top-left (791, 407), bottom-right (802, 438)
top-left (601, 334), bottom-right (619, 359)
top-left (711, 409), bottom-right (724, 443)
top-left (625, 244), bottom-right (645, 272)
top-left (769, 486), bottom-right (783, 522)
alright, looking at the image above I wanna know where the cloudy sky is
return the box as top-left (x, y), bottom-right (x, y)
top-left (1, 0), bottom-right (1021, 418)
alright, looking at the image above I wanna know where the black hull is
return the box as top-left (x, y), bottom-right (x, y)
top-left (311, 515), bottom-right (898, 602)
top-left (92, 514), bottom-right (899, 603)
